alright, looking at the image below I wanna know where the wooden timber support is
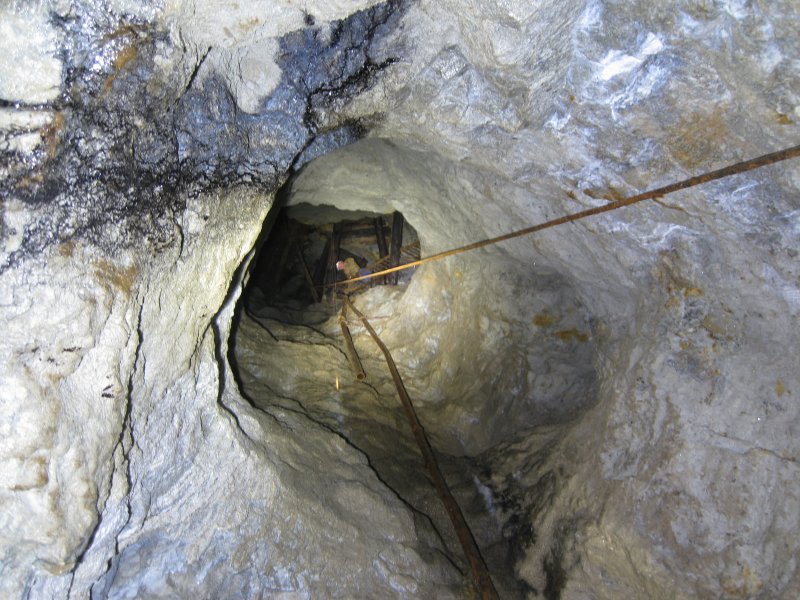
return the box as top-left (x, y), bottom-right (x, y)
top-left (313, 235), bottom-right (332, 293)
top-left (323, 225), bottom-right (342, 297)
top-left (374, 217), bottom-right (389, 285)
top-left (271, 220), bottom-right (299, 290)
top-left (343, 297), bottom-right (500, 600)
top-left (365, 241), bottom-right (421, 273)
top-left (296, 247), bottom-right (320, 304)
top-left (390, 211), bottom-right (404, 285)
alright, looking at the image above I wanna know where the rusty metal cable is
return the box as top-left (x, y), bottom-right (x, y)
top-left (343, 296), bottom-right (500, 600)
top-left (332, 144), bottom-right (800, 286)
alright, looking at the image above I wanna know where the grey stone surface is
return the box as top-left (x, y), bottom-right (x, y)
top-left (335, 1), bottom-right (800, 596)
top-left (0, 0), bottom-right (798, 598)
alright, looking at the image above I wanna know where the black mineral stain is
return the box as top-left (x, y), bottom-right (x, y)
top-left (0, 1), bottom-right (408, 271)
top-left (543, 552), bottom-right (566, 600)
top-left (542, 519), bottom-right (580, 600)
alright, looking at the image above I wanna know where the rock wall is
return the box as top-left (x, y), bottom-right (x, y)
top-left (338, 1), bottom-right (799, 597)
top-left (1, 0), bottom-right (798, 598)
top-left (2, 1), bottom-right (449, 597)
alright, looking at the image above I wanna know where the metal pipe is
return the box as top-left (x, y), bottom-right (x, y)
top-left (339, 303), bottom-right (366, 381)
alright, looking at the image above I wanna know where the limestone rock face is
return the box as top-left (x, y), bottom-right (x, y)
top-left (338, 1), bottom-right (800, 595)
top-left (1, 0), bottom-right (799, 598)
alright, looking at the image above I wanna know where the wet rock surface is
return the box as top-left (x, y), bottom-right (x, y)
top-left (1, 0), bottom-right (799, 598)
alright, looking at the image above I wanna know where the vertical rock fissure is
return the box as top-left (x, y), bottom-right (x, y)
top-left (84, 299), bottom-right (145, 598)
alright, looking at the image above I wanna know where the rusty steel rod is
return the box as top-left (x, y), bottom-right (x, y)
top-left (339, 303), bottom-right (366, 381)
top-left (343, 296), bottom-right (499, 600)
top-left (332, 144), bottom-right (800, 286)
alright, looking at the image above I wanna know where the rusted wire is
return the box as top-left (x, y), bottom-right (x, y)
top-left (343, 296), bottom-right (500, 600)
top-left (333, 144), bottom-right (800, 286)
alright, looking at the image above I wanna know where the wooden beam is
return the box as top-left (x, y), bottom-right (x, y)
top-left (272, 220), bottom-right (299, 290)
top-left (338, 220), bottom-right (368, 232)
top-left (343, 230), bottom-right (391, 242)
top-left (374, 217), bottom-right (389, 285)
top-left (342, 225), bottom-right (390, 237)
top-left (313, 235), bottom-right (332, 292)
top-left (390, 211), bottom-right (404, 285)
top-left (296, 247), bottom-right (320, 304)
top-left (324, 224), bottom-right (341, 296)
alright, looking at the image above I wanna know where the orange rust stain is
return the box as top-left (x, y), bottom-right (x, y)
top-left (721, 565), bottom-right (763, 597)
top-left (238, 17), bottom-right (261, 33)
top-left (702, 315), bottom-right (730, 340)
top-left (102, 44), bottom-right (140, 94)
top-left (533, 312), bottom-right (560, 327)
top-left (554, 329), bottom-right (589, 343)
top-left (101, 23), bottom-right (148, 43)
top-left (94, 260), bottom-right (139, 297)
top-left (683, 287), bottom-right (703, 298)
top-left (40, 111), bottom-right (65, 160)
top-left (58, 240), bottom-right (75, 258)
top-left (668, 109), bottom-right (729, 169)
top-left (775, 380), bottom-right (786, 397)
top-left (582, 185), bottom-right (626, 203)
top-left (112, 44), bottom-right (139, 72)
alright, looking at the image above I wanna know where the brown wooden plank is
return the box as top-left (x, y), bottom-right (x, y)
top-left (390, 212), bottom-right (404, 285)
top-left (314, 235), bottom-right (332, 290)
top-left (296, 247), bottom-right (320, 304)
top-left (324, 224), bottom-right (341, 296)
top-left (374, 217), bottom-right (389, 285)
top-left (339, 219), bottom-right (374, 232)
top-left (342, 225), bottom-right (391, 237)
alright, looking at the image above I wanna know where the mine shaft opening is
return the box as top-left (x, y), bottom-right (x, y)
top-left (244, 203), bottom-right (420, 319)
top-left (230, 139), bottom-right (601, 598)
